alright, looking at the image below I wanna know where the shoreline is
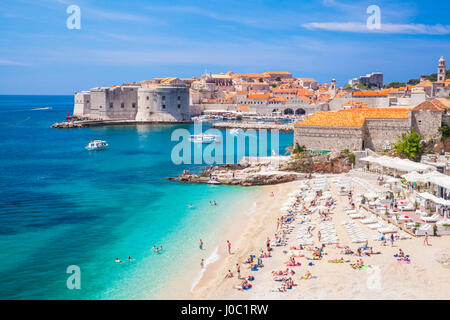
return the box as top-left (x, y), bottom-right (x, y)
top-left (157, 181), bottom-right (300, 299)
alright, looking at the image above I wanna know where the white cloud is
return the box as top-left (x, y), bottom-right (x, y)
top-left (302, 22), bottom-right (450, 35)
top-left (0, 59), bottom-right (28, 66)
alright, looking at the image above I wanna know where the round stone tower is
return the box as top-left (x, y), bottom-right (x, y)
top-left (438, 56), bottom-right (446, 82)
top-left (136, 84), bottom-right (190, 122)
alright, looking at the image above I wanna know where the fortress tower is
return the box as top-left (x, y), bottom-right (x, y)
top-left (438, 56), bottom-right (446, 82)
top-left (136, 84), bottom-right (190, 122)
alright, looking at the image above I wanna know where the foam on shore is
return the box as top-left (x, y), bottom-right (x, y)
top-left (191, 247), bottom-right (220, 292)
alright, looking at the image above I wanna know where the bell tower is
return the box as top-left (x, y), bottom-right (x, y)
top-left (437, 56), bottom-right (446, 82)
top-left (330, 78), bottom-right (337, 97)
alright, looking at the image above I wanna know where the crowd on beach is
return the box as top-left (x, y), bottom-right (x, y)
top-left (216, 174), bottom-right (427, 294)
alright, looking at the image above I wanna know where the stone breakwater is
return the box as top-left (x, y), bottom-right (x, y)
top-left (168, 157), bottom-right (302, 186)
top-left (51, 119), bottom-right (193, 128)
top-left (212, 121), bottom-right (294, 132)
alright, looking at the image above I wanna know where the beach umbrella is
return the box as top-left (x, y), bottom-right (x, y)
top-left (364, 192), bottom-right (378, 199)
top-left (386, 177), bottom-right (399, 184)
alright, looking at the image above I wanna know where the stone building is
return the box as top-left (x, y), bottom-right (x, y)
top-left (294, 100), bottom-right (447, 152)
top-left (73, 84), bottom-right (189, 122)
top-left (348, 72), bottom-right (383, 88)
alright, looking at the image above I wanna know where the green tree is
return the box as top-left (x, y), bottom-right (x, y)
top-left (293, 143), bottom-right (306, 154)
top-left (385, 82), bottom-right (406, 88)
top-left (348, 153), bottom-right (355, 165)
top-left (439, 125), bottom-right (450, 142)
top-left (393, 128), bottom-right (423, 161)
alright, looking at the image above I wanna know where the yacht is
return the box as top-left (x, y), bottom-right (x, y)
top-left (189, 134), bottom-right (218, 144)
top-left (85, 140), bottom-right (108, 150)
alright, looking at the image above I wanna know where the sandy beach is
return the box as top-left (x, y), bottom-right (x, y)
top-left (167, 171), bottom-right (450, 300)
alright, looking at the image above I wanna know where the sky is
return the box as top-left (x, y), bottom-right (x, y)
top-left (0, 0), bottom-right (449, 94)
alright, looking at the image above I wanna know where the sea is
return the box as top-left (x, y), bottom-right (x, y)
top-left (0, 95), bottom-right (293, 299)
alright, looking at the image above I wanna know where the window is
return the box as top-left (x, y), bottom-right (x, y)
top-left (132, 103), bottom-right (136, 108)
top-left (178, 104), bottom-right (181, 109)
top-left (146, 96), bottom-right (149, 100)
top-left (162, 104), bottom-right (166, 109)
top-left (162, 96), bottom-right (166, 101)
top-left (110, 103), bottom-right (113, 108)
top-left (121, 103), bottom-right (124, 108)
top-left (177, 96), bottom-right (181, 101)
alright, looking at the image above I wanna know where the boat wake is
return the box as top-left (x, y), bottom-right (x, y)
top-left (191, 246), bottom-right (220, 292)
top-left (31, 107), bottom-right (52, 111)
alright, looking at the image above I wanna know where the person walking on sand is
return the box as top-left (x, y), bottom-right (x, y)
top-left (424, 232), bottom-right (430, 246)
top-left (266, 237), bottom-right (271, 252)
top-left (227, 240), bottom-right (231, 254)
top-left (200, 259), bottom-right (204, 269)
top-left (236, 263), bottom-right (241, 279)
top-left (199, 239), bottom-right (203, 250)
top-left (318, 231), bottom-right (321, 243)
top-left (390, 233), bottom-right (395, 247)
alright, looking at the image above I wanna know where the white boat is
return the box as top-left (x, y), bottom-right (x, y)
top-left (230, 128), bottom-right (243, 135)
top-left (189, 134), bottom-right (218, 144)
top-left (85, 140), bottom-right (108, 150)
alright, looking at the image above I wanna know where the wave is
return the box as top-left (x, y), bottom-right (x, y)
top-left (190, 246), bottom-right (220, 292)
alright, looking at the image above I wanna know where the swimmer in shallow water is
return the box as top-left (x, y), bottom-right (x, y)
top-left (115, 257), bottom-right (122, 263)
top-left (128, 256), bottom-right (135, 261)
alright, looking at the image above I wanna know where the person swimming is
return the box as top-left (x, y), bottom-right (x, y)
top-left (127, 256), bottom-right (135, 261)
top-left (115, 257), bottom-right (121, 263)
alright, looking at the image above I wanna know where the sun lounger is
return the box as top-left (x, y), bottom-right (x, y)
top-left (360, 217), bottom-right (377, 224)
top-left (421, 214), bottom-right (439, 223)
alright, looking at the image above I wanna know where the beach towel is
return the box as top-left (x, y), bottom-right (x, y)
top-left (286, 262), bottom-right (301, 267)
top-left (354, 265), bottom-right (370, 270)
top-left (397, 259), bottom-right (411, 264)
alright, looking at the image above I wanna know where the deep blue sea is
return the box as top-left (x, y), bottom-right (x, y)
top-left (0, 95), bottom-right (293, 299)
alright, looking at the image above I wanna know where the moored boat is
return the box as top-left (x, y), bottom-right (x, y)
top-left (85, 140), bottom-right (108, 150)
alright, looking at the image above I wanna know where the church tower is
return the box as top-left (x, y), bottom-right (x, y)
top-left (437, 56), bottom-right (446, 82)
top-left (330, 78), bottom-right (337, 97)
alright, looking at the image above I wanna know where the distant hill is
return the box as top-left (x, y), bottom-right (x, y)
top-left (384, 69), bottom-right (450, 88)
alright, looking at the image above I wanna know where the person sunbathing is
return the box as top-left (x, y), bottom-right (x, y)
top-left (273, 276), bottom-right (290, 282)
top-left (289, 256), bottom-right (296, 266)
top-left (285, 277), bottom-right (294, 289)
top-left (302, 271), bottom-right (313, 279)
top-left (341, 247), bottom-right (354, 255)
top-left (225, 270), bottom-right (233, 279)
top-left (329, 257), bottom-right (344, 263)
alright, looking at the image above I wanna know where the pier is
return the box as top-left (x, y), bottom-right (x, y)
top-left (50, 119), bottom-right (193, 128)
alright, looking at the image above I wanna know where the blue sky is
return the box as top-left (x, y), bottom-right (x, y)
top-left (0, 0), bottom-right (449, 94)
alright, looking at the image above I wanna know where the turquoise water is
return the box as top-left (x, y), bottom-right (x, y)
top-left (0, 95), bottom-right (293, 299)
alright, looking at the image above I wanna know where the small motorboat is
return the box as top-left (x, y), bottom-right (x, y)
top-left (189, 134), bottom-right (218, 143)
top-left (85, 140), bottom-right (108, 150)
top-left (229, 128), bottom-right (243, 135)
